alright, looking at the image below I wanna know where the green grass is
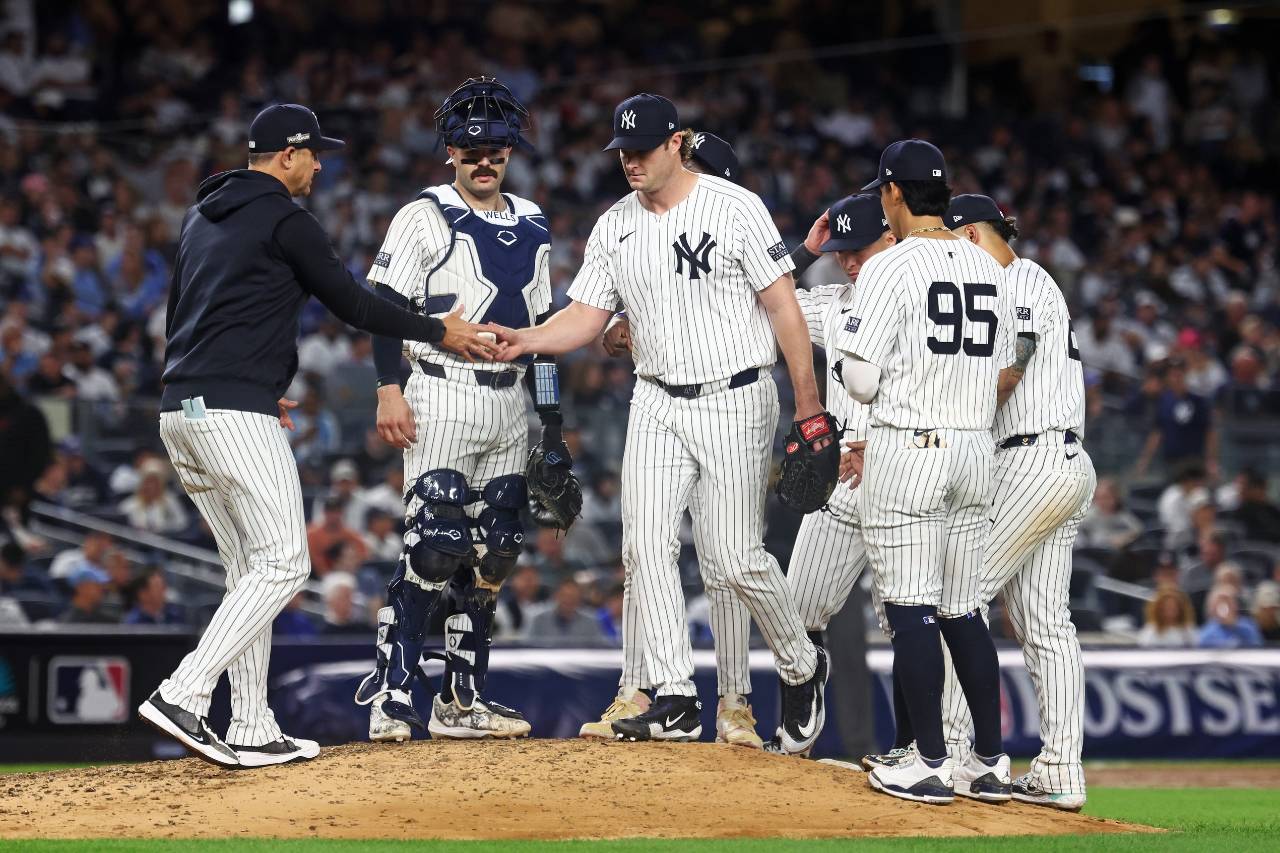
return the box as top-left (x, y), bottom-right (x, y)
top-left (0, 763), bottom-right (109, 774)
top-left (0, 782), bottom-right (1276, 852)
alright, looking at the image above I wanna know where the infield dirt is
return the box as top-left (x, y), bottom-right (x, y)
top-left (0, 740), bottom-right (1153, 840)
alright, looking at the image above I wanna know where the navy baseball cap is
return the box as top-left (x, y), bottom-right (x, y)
top-left (604, 93), bottom-right (679, 152)
top-left (689, 131), bottom-right (741, 183)
top-left (820, 194), bottom-right (890, 252)
top-left (946, 194), bottom-right (1004, 228)
top-left (861, 139), bottom-right (947, 191)
top-left (249, 104), bottom-right (345, 153)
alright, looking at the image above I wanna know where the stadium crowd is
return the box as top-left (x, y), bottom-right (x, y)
top-left (0, 2), bottom-right (1277, 646)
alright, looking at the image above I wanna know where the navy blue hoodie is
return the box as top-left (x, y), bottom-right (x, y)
top-left (161, 169), bottom-right (443, 416)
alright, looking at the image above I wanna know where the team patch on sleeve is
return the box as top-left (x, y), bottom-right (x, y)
top-left (767, 241), bottom-right (788, 262)
top-left (374, 251), bottom-right (392, 268)
top-left (844, 316), bottom-right (861, 333)
top-left (1017, 306), bottom-right (1032, 321)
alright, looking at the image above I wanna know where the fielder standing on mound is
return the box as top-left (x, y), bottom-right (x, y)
top-left (834, 139), bottom-right (1014, 804)
top-left (354, 77), bottom-right (580, 742)
top-left (940, 194), bottom-right (1095, 811)
top-left (139, 104), bottom-right (494, 768)
top-left (491, 94), bottom-right (831, 754)
top-left (588, 131), bottom-right (765, 749)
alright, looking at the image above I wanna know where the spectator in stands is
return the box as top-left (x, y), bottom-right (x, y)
top-left (289, 386), bottom-right (340, 465)
top-left (528, 526), bottom-right (585, 579)
top-left (1252, 582), bottom-right (1280, 643)
top-left (494, 564), bottom-right (542, 640)
top-left (1171, 490), bottom-right (1217, 555)
top-left (25, 351), bottom-right (75, 398)
top-left (0, 372), bottom-right (50, 546)
top-left (63, 340), bottom-right (119, 401)
top-left (1075, 304), bottom-right (1136, 386)
top-left (525, 577), bottom-right (607, 646)
top-left (108, 449), bottom-right (163, 497)
top-left (1136, 360), bottom-right (1218, 480)
top-left (1138, 585), bottom-right (1198, 647)
top-left (298, 316), bottom-right (353, 375)
top-left (580, 470), bottom-right (622, 525)
top-left (1198, 585), bottom-right (1263, 648)
top-left (1157, 463), bottom-right (1210, 550)
top-left (307, 496), bottom-right (369, 576)
top-left (1180, 330), bottom-right (1228, 399)
top-left (273, 592), bottom-right (318, 637)
top-left (1216, 346), bottom-right (1279, 418)
top-left (597, 581), bottom-right (624, 645)
top-left (49, 528), bottom-right (112, 581)
top-left (0, 540), bottom-right (53, 595)
top-left (58, 565), bottom-right (114, 624)
top-left (123, 567), bottom-right (185, 625)
top-left (55, 437), bottom-right (110, 509)
top-left (311, 458), bottom-right (361, 526)
top-left (1077, 478), bottom-right (1144, 550)
top-left (1223, 469), bottom-right (1280, 543)
top-left (100, 546), bottom-right (133, 619)
top-left (321, 572), bottom-right (368, 634)
top-left (348, 463), bottom-right (405, 527)
top-left (117, 457), bottom-right (188, 535)
top-left (1182, 528), bottom-right (1230, 611)
top-left (361, 508), bottom-right (401, 561)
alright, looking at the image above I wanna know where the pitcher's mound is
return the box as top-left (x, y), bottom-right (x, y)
top-left (2, 740), bottom-right (1151, 840)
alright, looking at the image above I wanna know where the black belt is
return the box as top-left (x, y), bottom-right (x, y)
top-left (418, 360), bottom-right (520, 389)
top-left (649, 367), bottom-right (760, 399)
top-left (1000, 429), bottom-right (1079, 450)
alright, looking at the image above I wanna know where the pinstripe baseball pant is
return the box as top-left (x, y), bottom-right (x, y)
top-left (621, 374), bottom-right (816, 697)
top-left (618, 481), bottom-right (754, 698)
top-left (943, 436), bottom-right (1095, 792)
top-left (861, 426), bottom-right (995, 616)
top-left (157, 409), bottom-right (311, 746)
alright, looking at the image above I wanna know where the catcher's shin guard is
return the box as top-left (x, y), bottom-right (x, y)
top-left (440, 568), bottom-right (500, 709)
top-left (353, 557), bottom-right (442, 728)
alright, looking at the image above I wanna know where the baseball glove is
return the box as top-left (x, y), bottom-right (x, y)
top-left (775, 411), bottom-right (840, 514)
top-left (526, 436), bottom-right (582, 530)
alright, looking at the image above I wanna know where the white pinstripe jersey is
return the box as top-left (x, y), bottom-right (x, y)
top-left (797, 284), bottom-right (870, 441)
top-left (366, 184), bottom-right (551, 369)
top-left (992, 257), bottom-right (1086, 443)
top-left (568, 174), bottom-right (793, 384)
top-left (835, 236), bottom-right (1014, 430)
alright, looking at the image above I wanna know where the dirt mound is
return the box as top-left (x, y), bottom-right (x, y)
top-left (0, 740), bottom-right (1150, 840)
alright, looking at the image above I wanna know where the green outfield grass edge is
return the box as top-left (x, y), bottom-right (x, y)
top-left (1, 787), bottom-right (1277, 852)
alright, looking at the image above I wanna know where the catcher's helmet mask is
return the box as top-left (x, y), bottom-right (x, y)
top-left (435, 76), bottom-right (532, 156)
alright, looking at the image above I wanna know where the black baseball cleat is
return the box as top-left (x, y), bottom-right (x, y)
top-left (138, 690), bottom-right (239, 768)
top-left (778, 646), bottom-right (829, 755)
top-left (227, 735), bottom-right (321, 768)
top-left (611, 694), bottom-right (702, 742)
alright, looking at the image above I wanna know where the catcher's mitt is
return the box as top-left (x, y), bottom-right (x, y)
top-left (775, 411), bottom-right (840, 514)
top-left (526, 437), bottom-right (582, 530)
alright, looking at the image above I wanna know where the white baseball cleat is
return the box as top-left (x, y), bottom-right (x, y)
top-left (579, 687), bottom-right (651, 739)
top-left (861, 743), bottom-right (914, 771)
top-left (951, 751), bottom-right (1012, 803)
top-left (428, 694), bottom-right (532, 739)
top-left (369, 695), bottom-right (413, 743)
top-left (715, 694), bottom-right (764, 749)
top-left (228, 735), bottom-right (320, 767)
top-left (868, 751), bottom-right (955, 805)
top-left (1011, 772), bottom-right (1086, 812)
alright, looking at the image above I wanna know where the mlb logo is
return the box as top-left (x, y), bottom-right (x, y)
top-left (48, 656), bottom-right (130, 724)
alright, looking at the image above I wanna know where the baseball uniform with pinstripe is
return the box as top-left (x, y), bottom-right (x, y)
top-left (835, 236), bottom-right (1013, 615)
top-left (941, 257), bottom-right (1094, 794)
top-left (569, 173), bottom-right (818, 697)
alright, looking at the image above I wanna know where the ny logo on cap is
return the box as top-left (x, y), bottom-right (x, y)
top-left (621, 110), bottom-right (637, 130)
top-left (836, 213), bottom-right (851, 233)
top-left (692, 132), bottom-right (706, 149)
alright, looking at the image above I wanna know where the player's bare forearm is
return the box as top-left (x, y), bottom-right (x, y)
top-left (759, 275), bottom-right (822, 417)
top-left (997, 333), bottom-right (1036, 408)
top-left (488, 300), bottom-right (612, 360)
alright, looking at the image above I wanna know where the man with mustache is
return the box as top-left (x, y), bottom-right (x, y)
top-left (354, 77), bottom-right (578, 742)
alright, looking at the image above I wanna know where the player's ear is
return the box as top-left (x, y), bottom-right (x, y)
top-left (964, 224), bottom-right (979, 244)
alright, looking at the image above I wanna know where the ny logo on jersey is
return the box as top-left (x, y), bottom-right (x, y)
top-left (673, 231), bottom-right (717, 280)
top-left (621, 110), bottom-right (637, 130)
top-left (836, 213), bottom-right (851, 233)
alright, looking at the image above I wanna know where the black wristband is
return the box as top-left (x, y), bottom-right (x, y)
top-left (790, 243), bottom-right (820, 278)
